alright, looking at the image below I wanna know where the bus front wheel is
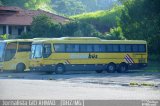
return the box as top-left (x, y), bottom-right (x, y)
top-left (107, 63), bottom-right (116, 73)
top-left (55, 64), bottom-right (65, 74)
top-left (16, 63), bottom-right (25, 72)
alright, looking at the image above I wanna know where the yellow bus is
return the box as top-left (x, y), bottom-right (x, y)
top-left (29, 37), bottom-right (147, 74)
top-left (0, 39), bottom-right (32, 72)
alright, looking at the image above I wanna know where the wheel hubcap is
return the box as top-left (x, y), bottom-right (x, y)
top-left (109, 66), bottom-right (114, 71)
top-left (57, 67), bottom-right (63, 71)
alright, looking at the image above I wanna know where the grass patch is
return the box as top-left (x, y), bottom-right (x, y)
top-left (130, 82), bottom-right (139, 86)
top-left (141, 83), bottom-right (154, 87)
top-left (144, 61), bottom-right (160, 72)
top-left (130, 82), bottom-right (155, 87)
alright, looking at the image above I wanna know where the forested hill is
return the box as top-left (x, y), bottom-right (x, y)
top-left (70, 6), bottom-right (123, 33)
top-left (0, 0), bottom-right (119, 16)
top-left (52, 0), bottom-right (119, 16)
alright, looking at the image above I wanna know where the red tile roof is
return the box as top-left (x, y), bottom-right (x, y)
top-left (0, 6), bottom-right (23, 11)
top-left (0, 6), bottom-right (70, 25)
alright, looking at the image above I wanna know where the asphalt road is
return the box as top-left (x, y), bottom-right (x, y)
top-left (0, 70), bottom-right (160, 99)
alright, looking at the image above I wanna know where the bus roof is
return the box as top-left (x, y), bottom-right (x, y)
top-left (0, 39), bottom-right (33, 43)
top-left (32, 37), bottom-right (147, 44)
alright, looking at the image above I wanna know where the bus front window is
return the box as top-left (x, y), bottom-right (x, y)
top-left (31, 44), bottom-right (43, 59)
top-left (0, 42), bottom-right (6, 62)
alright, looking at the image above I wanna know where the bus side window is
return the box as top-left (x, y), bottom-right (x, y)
top-left (120, 44), bottom-right (125, 52)
top-left (132, 44), bottom-right (138, 52)
top-left (18, 42), bottom-right (32, 52)
top-left (126, 45), bottom-right (132, 52)
top-left (80, 44), bottom-right (87, 52)
top-left (66, 44), bottom-right (73, 52)
top-left (66, 44), bottom-right (79, 52)
top-left (86, 45), bottom-right (93, 52)
top-left (106, 44), bottom-right (113, 52)
top-left (139, 44), bottom-right (146, 52)
top-left (54, 44), bottom-right (65, 52)
top-left (4, 42), bottom-right (17, 61)
top-left (94, 45), bottom-right (100, 52)
top-left (112, 44), bottom-right (119, 52)
top-left (74, 44), bottom-right (79, 52)
top-left (100, 45), bottom-right (106, 52)
top-left (43, 44), bottom-right (51, 58)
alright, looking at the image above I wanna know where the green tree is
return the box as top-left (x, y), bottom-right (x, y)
top-left (31, 14), bottom-right (52, 37)
top-left (21, 14), bottom-right (63, 38)
top-left (0, 0), bottom-right (53, 12)
top-left (52, 0), bottom-right (86, 16)
top-left (109, 27), bottom-right (124, 40)
top-left (119, 0), bottom-right (160, 54)
top-left (71, 6), bottom-right (123, 33)
top-left (0, 0), bottom-right (2, 5)
top-left (0, 34), bottom-right (9, 40)
top-left (80, 0), bottom-right (119, 12)
top-left (25, 0), bottom-right (53, 12)
top-left (63, 21), bottom-right (99, 37)
top-left (0, 0), bottom-right (27, 8)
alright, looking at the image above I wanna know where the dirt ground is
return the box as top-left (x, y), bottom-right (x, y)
top-left (0, 71), bottom-right (160, 99)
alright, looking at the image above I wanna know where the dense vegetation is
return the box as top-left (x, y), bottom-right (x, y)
top-left (52, 0), bottom-right (119, 16)
top-left (0, 0), bottom-right (53, 12)
top-left (20, 14), bottom-right (100, 39)
top-left (71, 6), bottom-right (123, 33)
top-left (0, 0), bottom-right (160, 58)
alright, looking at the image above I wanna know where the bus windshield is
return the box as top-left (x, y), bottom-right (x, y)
top-left (31, 44), bottom-right (43, 58)
top-left (0, 42), bottom-right (6, 62)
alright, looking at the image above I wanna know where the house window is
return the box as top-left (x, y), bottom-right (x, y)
top-left (3, 26), bottom-right (6, 34)
top-left (18, 27), bottom-right (23, 35)
top-left (9, 26), bottom-right (12, 34)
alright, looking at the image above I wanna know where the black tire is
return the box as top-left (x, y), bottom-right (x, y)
top-left (107, 63), bottom-right (116, 73)
top-left (55, 64), bottom-right (65, 74)
top-left (95, 70), bottom-right (103, 73)
top-left (16, 63), bottom-right (25, 72)
top-left (117, 63), bottom-right (128, 73)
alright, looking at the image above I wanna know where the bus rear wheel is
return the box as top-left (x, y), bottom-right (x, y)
top-left (16, 63), bottom-right (25, 72)
top-left (117, 63), bottom-right (128, 73)
top-left (107, 63), bottom-right (116, 73)
top-left (55, 64), bottom-right (65, 74)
